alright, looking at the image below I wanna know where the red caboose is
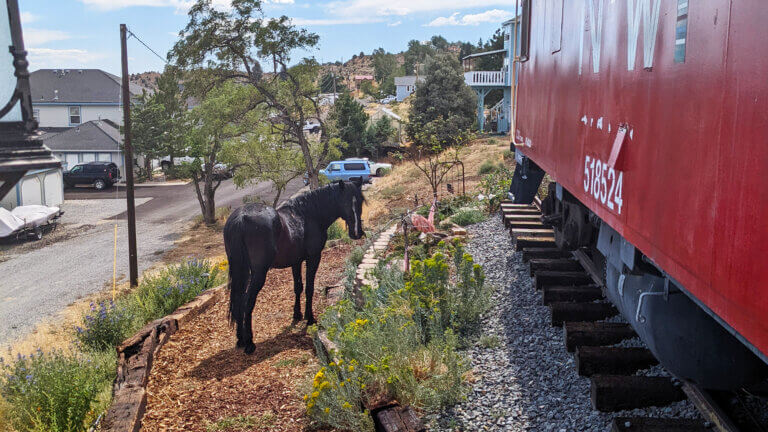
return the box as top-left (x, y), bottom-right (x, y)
top-left (510, 0), bottom-right (768, 390)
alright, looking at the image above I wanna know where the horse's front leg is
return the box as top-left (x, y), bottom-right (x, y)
top-left (305, 254), bottom-right (322, 325)
top-left (243, 268), bottom-right (268, 355)
top-left (292, 263), bottom-right (304, 322)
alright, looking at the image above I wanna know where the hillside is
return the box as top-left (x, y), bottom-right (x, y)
top-left (130, 71), bottom-right (160, 92)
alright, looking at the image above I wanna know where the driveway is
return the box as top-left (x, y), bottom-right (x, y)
top-left (0, 178), bottom-right (304, 346)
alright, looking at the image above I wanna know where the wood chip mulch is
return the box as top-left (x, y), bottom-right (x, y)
top-left (142, 243), bottom-right (353, 432)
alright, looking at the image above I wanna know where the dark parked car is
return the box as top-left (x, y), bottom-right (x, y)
top-left (64, 162), bottom-right (121, 190)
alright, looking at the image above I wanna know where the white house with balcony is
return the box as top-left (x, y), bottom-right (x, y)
top-left (463, 18), bottom-right (519, 134)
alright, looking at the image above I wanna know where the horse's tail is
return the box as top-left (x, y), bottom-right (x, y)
top-left (223, 211), bottom-right (250, 326)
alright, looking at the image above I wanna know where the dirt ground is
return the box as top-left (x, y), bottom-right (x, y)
top-left (142, 242), bottom-right (355, 432)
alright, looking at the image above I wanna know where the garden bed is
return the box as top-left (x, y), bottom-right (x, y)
top-left (139, 243), bottom-right (354, 432)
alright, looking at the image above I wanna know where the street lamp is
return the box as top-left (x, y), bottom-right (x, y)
top-left (0, 0), bottom-right (60, 200)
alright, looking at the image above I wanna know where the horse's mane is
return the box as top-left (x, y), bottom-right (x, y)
top-left (279, 182), bottom-right (346, 220)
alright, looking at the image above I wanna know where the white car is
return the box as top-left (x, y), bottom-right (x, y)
top-left (345, 158), bottom-right (392, 176)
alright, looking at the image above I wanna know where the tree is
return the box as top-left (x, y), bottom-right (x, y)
top-left (129, 92), bottom-right (167, 180)
top-left (170, 0), bottom-right (333, 190)
top-left (364, 116), bottom-right (395, 159)
top-left (220, 119), bottom-right (304, 207)
top-left (332, 91), bottom-right (369, 157)
top-left (358, 80), bottom-right (378, 99)
top-left (405, 117), bottom-right (473, 199)
top-left (403, 39), bottom-right (434, 75)
top-left (430, 35), bottom-right (449, 50)
top-left (406, 52), bottom-right (476, 148)
top-left (372, 48), bottom-right (398, 82)
top-left (128, 67), bottom-right (185, 180)
top-left (179, 81), bottom-right (258, 225)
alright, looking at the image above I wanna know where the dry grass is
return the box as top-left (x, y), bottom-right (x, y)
top-left (365, 137), bottom-right (509, 226)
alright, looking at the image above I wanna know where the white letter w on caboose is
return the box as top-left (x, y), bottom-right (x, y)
top-left (627, 0), bottom-right (662, 70)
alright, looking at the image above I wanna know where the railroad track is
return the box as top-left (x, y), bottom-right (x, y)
top-left (499, 200), bottom-right (751, 432)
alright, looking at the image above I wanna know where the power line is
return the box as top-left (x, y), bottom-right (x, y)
top-left (126, 27), bottom-right (169, 65)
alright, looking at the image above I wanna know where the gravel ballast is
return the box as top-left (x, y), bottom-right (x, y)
top-left (426, 216), bottom-right (701, 431)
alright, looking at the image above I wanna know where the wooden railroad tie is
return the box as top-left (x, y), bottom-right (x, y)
top-left (515, 236), bottom-right (556, 251)
top-left (610, 417), bottom-right (711, 432)
top-left (529, 257), bottom-right (583, 275)
top-left (541, 285), bottom-right (603, 305)
top-left (575, 346), bottom-right (659, 377)
top-left (534, 271), bottom-right (594, 290)
top-left (507, 220), bottom-right (550, 230)
top-left (521, 247), bottom-right (571, 262)
top-left (591, 375), bottom-right (686, 412)
top-left (563, 322), bottom-right (637, 352)
top-left (550, 302), bottom-right (618, 327)
top-left (374, 405), bottom-right (426, 432)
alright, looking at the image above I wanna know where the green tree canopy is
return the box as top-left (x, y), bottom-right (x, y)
top-left (332, 91), bottom-right (369, 157)
top-left (170, 0), bottom-right (333, 189)
top-left (406, 52), bottom-right (476, 149)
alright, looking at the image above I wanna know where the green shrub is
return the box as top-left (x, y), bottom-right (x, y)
top-left (132, 259), bottom-right (222, 323)
top-left (477, 160), bottom-right (497, 175)
top-left (348, 246), bottom-right (366, 267)
top-left (378, 167), bottom-right (392, 177)
top-left (306, 241), bottom-right (489, 431)
top-left (0, 350), bottom-right (113, 432)
top-left (487, 138), bottom-right (498, 146)
top-left (450, 208), bottom-right (487, 227)
top-left (503, 149), bottom-right (514, 161)
top-left (75, 301), bottom-right (134, 352)
top-left (480, 164), bottom-right (514, 213)
top-left (327, 221), bottom-right (348, 241)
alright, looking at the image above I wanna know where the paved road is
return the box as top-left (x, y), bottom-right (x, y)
top-left (0, 178), bottom-right (304, 346)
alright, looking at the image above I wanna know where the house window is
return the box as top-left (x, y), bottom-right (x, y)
top-left (68, 106), bottom-right (81, 125)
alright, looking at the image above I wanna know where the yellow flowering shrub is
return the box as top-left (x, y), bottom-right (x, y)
top-left (305, 239), bottom-right (490, 431)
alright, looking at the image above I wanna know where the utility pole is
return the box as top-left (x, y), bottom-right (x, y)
top-left (120, 24), bottom-right (139, 287)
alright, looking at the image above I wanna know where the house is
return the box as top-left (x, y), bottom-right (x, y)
top-left (463, 17), bottom-right (520, 134)
top-left (30, 69), bottom-right (147, 128)
top-left (394, 76), bottom-right (425, 102)
top-left (42, 120), bottom-right (124, 171)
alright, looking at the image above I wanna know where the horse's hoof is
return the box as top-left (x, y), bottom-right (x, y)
top-left (244, 343), bottom-right (256, 355)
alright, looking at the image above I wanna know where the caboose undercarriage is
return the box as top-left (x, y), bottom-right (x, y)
top-left (509, 152), bottom-right (768, 391)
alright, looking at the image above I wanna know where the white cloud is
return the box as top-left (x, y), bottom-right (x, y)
top-left (387, 20), bottom-right (402, 27)
top-left (426, 9), bottom-right (514, 26)
top-left (328, 0), bottom-right (517, 18)
top-left (24, 29), bottom-right (72, 47)
top-left (27, 48), bottom-right (105, 69)
top-left (20, 12), bottom-right (39, 24)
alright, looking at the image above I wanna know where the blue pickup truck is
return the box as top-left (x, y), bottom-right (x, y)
top-left (319, 160), bottom-right (372, 183)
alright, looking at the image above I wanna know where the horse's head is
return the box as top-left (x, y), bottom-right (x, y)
top-left (337, 180), bottom-right (365, 240)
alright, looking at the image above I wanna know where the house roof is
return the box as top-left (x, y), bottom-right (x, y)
top-left (354, 75), bottom-right (374, 80)
top-left (462, 49), bottom-right (507, 61)
top-left (41, 120), bottom-right (121, 152)
top-left (30, 69), bottom-right (149, 104)
top-left (394, 76), bottom-right (425, 87)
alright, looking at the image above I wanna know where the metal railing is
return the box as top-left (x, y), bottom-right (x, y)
top-left (464, 70), bottom-right (506, 86)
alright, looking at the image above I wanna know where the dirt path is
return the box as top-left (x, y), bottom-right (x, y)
top-left (142, 243), bottom-right (353, 432)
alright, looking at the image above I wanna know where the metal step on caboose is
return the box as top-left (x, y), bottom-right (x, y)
top-left (498, 200), bottom-right (739, 432)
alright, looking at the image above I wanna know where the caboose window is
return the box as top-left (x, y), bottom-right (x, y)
top-left (675, 0), bottom-right (689, 63)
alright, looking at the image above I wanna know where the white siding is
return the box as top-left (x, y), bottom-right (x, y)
top-left (32, 104), bottom-right (123, 127)
top-left (44, 171), bottom-right (64, 206)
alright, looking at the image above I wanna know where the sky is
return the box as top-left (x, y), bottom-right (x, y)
top-left (19, 0), bottom-right (518, 75)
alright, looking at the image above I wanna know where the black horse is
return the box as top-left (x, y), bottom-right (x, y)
top-left (223, 180), bottom-right (365, 354)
